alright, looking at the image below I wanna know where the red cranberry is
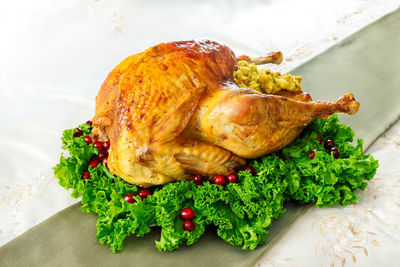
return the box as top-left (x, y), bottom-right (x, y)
top-left (86, 120), bottom-right (93, 126)
top-left (73, 128), bottom-right (83, 138)
top-left (193, 174), bottom-right (205, 185)
top-left (138, 189), bottom-right (152, 200)
top-left (278, 154), bottom-right (286, 161)
top-left (102, 157), bottom-right (108, 164)
top-left (93, 141), bottom-right (104, 151)
top-left (243, 166), bottom-right (256, 176)
top-left (103, 141), bottom-right (110, 150)
top-left (324, 139), bottom-right (335, 149)
top-left (213, 175), bottom-right (227, 186)
top-left (82, 171), bottom-right (90, 180)
top-left (124, 193), bottom-right (136, 203)
top-left (97, 150), bottom-right (108, 161)
top-left (88, 158), bottom-right (100, 168)
top-left (83, 135), bottom-right (92, 145)
top-left (309, 150), bottom-right (316, 159)
top-left (183, 220), bottom-right (195, 231)
top-left (316, 135), bottom-right (323, 144)
top-left (330, 147), bottom-right (340, 158)
top-left (227, 173), bottom-right (238, 183)
top-left (180, 208), bottom-right (195, 220)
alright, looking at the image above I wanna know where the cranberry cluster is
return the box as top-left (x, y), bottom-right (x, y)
top-left (193, 166), bottom-right (255, 187)
top-left (74, 120), bottom-right (111, 180)
top-left (73, 120), bottom-right (92, 138)
top-left (309, 135), bottom-right (340, 159)
top-left (123, 189), bottom-right (152, 204)
top-left (180, 208), bottom-right (195, 231)
top-left (86, 138), bottom-right (110, 178)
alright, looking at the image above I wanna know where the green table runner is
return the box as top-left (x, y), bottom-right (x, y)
top-left (1, 8), bottom-right (399, 267)
top-left (292, 8), bottom-right (400, 149)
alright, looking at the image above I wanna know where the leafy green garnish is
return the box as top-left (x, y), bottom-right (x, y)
top-left (53, 115), bottom-right (378, 252)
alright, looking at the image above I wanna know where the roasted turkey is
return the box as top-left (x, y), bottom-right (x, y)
top-left (92, 40), bottom-right (359, 187)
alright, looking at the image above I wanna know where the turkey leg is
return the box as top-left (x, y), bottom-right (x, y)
top-left (237, 51), bottom-right (283, 65)
top-left (186, 88), bottom-right (360, 158)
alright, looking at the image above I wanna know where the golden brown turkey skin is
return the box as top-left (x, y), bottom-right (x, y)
top-left (92, 40), bottom-right (359, 187)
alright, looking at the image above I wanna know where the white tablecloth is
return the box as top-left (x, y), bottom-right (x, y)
top-left (1, 1), bottom-right (399, 266)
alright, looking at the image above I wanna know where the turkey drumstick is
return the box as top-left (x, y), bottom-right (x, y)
top-left (184, 89), bottom-right (359, 158)
top-left (237, 51), bottom-right (283, 65)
